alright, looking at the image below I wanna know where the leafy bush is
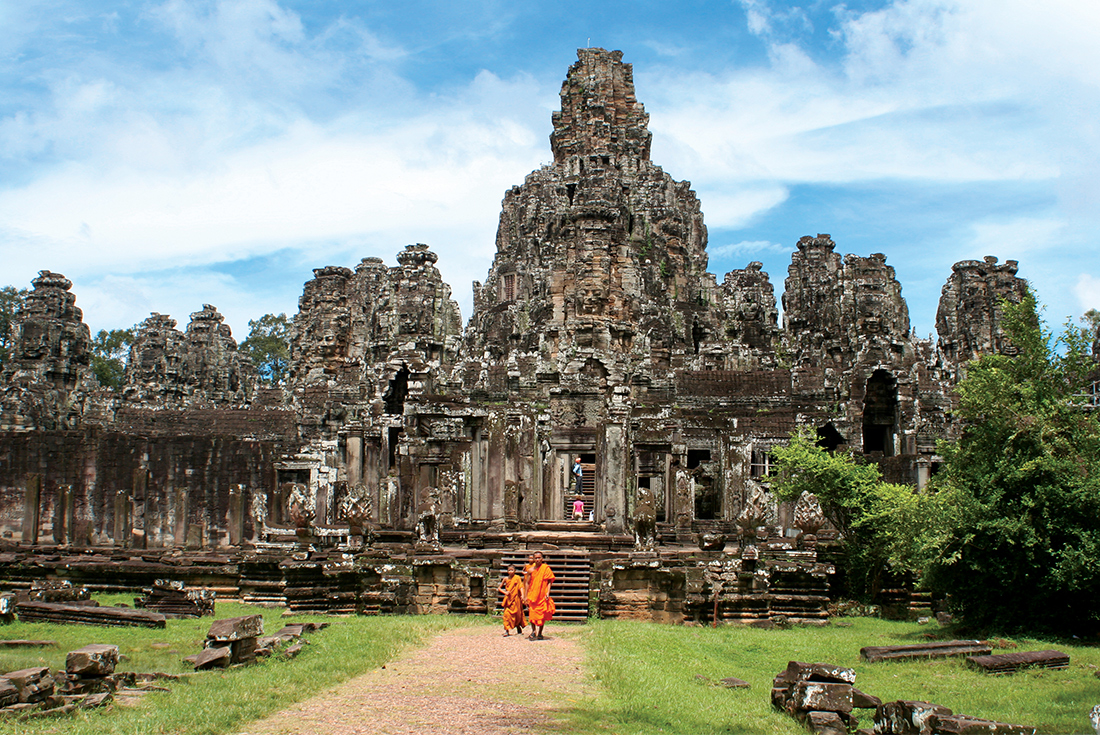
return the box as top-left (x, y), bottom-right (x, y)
top-left (920, 292), bottom-right (1100, 635)
top-left (767, 431), bottom-right (922, 600)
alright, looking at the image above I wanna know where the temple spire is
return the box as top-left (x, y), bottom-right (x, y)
top-left (550, 48), bottom-right (652, 164)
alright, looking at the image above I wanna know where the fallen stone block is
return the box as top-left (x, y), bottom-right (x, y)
top-left (965, 650), bottom-right (1068, 674)
top-left (4, 667), bottom-right (54, 704)
top-left (206, 614), bottom-right (263, 642)
top-left (16, 602), bottom-right (165, 629)
top-left (779, 660), bottom-right (857, 685)
top-left (806, 710), bottom-right (848, 735)
top-left (281, 643), bottom-right (303, 659)
top-left (0, 678), bottom-right (19, 707)
top-left (230, 637), bottom-right (259, 664)
top-left (79, 691), bottom-right (113, 709)
top-left (929, 713), bottom-right (1036, 734)
top-left (136, 580), bottom-right (216, 618)
top-left (791, 681), bottom-right (853, 714)
top-left (0, 640), bottom-right (56, 648)
top-left (18, 701), bottom-right (74, 720)
top-left (274, 624), bottom-right (305, 639)
top-left (861, 641), bottom-right (990, 663)
top-left (852, 687), bottom-right (882, 709)
top-left (66, 644), bottom-right (119, 677)
top-left (720, 677), bottom-right (750, 689)
top-left (28, 580), bottom-right (90, 603)
top-left (184, 646), bottom-right (231, 670)
top-left (876, 700), bottom-right (953, 735)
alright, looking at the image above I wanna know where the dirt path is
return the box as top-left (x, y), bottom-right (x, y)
top-left (234, 625), bottom-right (596, 735)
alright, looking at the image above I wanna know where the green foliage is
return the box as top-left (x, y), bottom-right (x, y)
top-left (1081, 307), bottom-right (1099, 335)
top-left (241, 313), bottom-right (291, 385)
top-left (91, 327), bottom-right (135, 389)
top-left (922, 292), bottom-right (1100, 635)
top-left (768, 430), bottom-right (923, 599)
top-left (0, 285), bottom-right (26, 372)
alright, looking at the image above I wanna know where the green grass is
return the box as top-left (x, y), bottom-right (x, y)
top-left (0, 595), bottom-right (479, 735)
top-left (569, 618), bottom-right (1100, 735)
top-left (4, 602), bottom-right (1098, 735)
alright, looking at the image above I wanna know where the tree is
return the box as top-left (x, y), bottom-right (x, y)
top-left (767, 430), bottom-right (923, 600)
top-left (240, 313), bottom-right (290, 386)
top-left (0, 285), bottom-right (27, 372)
top-left (91, 328), bottom-right (135, 390)
top-left (921, 292), bottom-right (1100, 635)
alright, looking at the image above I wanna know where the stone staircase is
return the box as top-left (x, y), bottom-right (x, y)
top-left (562, 462), bottom-right (596, 519)
top-left (500, 551), bottom-right (592, 622)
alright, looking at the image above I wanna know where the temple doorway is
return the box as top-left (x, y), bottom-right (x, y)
top-left (563, 453), bottom-right (596, 520)
top-left (862, 370), bottom-right (898, 455)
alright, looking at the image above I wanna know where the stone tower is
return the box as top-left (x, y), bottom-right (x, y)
top-left (936, 256), bottom-right (1029, 378)
top-left (462, 48), bottom-right (727, 395)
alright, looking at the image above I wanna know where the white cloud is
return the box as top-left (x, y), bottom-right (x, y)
top-left (0, 6), bottom-right (546, 335)
top-left (646, 0), bottom-right (1098, 208)
top-left (708, 239), bottom-right (789, 259)
top-left (963, 217), bottom-right (1066, 260)
top-left (1075, 274), bottom-right (1100, 317)
top-left (692, 185), bottom-right (789, 229)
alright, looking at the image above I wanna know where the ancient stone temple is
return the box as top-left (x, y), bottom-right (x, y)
top-left (0, 49), bottom-right (1044, 623)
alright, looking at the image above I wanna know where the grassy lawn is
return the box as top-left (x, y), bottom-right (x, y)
top-left (0, 595), bottom-right (477, 735)
top-left (2, 600), bottom-right (1097, 735)
top-left (570, 618), bottom-right (1100, 735)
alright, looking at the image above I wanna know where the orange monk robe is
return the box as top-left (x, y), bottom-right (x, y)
top-left (502, 575), bottom-right (525, 631)
top-left (527, 562), bottom-right (556, 626)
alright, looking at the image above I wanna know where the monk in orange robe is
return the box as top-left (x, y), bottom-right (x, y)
top-left (526, 551), bottom-right (555, 640)
top-left (498, 565), bottom-right (525, 636)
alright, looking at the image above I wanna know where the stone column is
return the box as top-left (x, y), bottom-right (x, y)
top-left (916, 456), bottom-right (931, 490)
top-left (131, 469), bottom-right (147, 549)
top-left (22, 474), bottom-right (41, 545)
top-left (347, 435), bottom-right (363, 488)
top-left (227, 485), bottom-right (244, 546)
top-left (603, 422), bottom-right (627, 534)
top-left (113, 487), bottom-right (131, 548)
top-left (173, 488), bottom-right (189, 547)
top-left (364, 441), bottom-right (380, 521)
top-left (52, 484), bottom-right (74, 545)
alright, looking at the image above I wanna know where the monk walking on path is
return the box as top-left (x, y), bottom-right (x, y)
top-left (526, 551), bottom-right (555, 640)
top-left (498, 564), bottom-right (525, 636)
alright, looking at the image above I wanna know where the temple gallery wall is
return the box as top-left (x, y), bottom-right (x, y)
top-left (0, 49), bottom-right (1060, 623)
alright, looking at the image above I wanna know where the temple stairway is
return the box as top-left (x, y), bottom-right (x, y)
top-left (499, 550), bottom-right (592, 623)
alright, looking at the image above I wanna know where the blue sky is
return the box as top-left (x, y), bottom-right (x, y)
top-left (1, 0), bottom-right (1097, 341)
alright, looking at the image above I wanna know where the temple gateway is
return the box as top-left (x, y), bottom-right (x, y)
top-left (0, 49), bottom-right (1035, 623)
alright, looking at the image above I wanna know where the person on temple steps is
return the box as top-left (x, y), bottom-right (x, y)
top-left (572, 456), bottom-right (583, 495)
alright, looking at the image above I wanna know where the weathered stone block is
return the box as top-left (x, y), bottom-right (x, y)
top-left (230, 637), bottom-right (259, 664)
top-left (66, 644), bottom-right (119, 677)
top-left (206, 614), bottom-right (263, 642)
top-left (80, 691), bottom-right (113, 709)
top-left (806, 710), bottom-right (848, 735)
top-left (928, 714), bottom-right (1036, 735)
top-left (876, 700), bottom-right (953, 735)
top-left (852, 687), bottom-right (882, 709)
top-left (0, 677), bottom-right (19, 707)
top-left (184, 645), bottom-right (231, 670)
top-left (4, 666), bottom-right (54, 703)
top-left (781, 660), bottom-right (857, 685)
top-left (791, 681), bottom-right (853, 714)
